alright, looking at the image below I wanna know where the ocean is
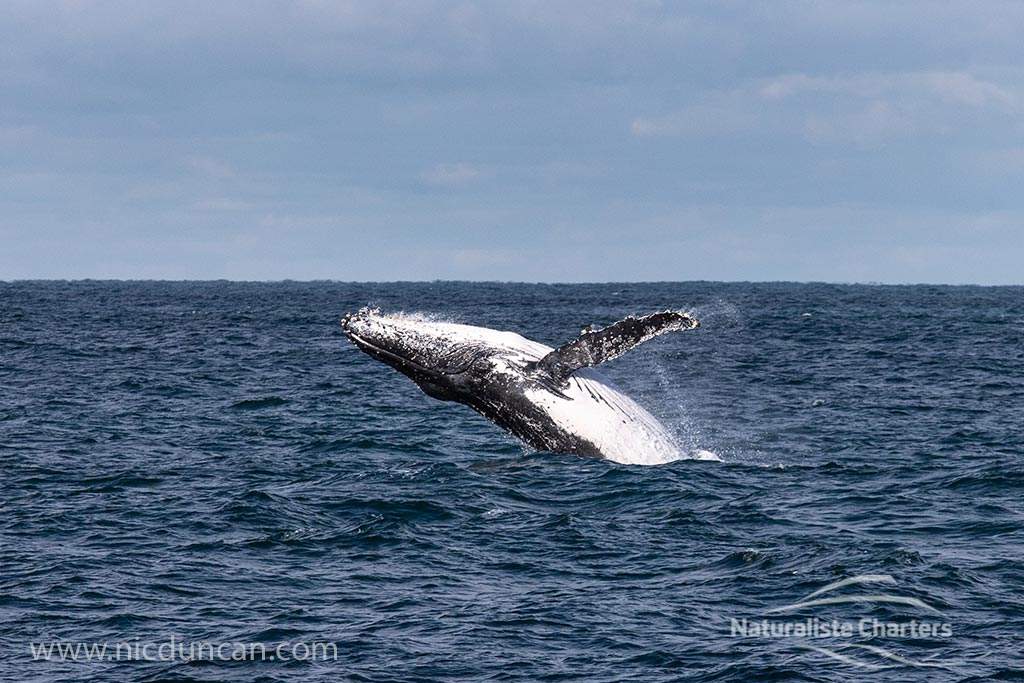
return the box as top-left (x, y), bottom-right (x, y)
top-left (2, 281), bottom-right (1021, 682)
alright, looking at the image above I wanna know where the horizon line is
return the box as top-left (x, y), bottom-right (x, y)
top-left (2, 278), bottom-right (1020, 287)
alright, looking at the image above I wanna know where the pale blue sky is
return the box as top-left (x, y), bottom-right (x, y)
top-left (2, 1), bottom-right (1022, 283)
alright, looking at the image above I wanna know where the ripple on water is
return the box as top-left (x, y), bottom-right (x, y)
top-left (1, 281), bottom-right (1021, 682)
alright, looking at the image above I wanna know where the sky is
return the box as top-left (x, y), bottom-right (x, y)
top-left (1, 1), bottom-right (1023, 283)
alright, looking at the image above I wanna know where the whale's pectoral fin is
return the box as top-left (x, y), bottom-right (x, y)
top-left (533, 310), bottom-right (700, 384)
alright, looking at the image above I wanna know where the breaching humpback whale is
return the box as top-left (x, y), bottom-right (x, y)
top-left (342, 308), bottom-right (700, 465)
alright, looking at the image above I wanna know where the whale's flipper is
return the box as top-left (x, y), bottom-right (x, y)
top-left (533, 310), bottom-right (700, 384)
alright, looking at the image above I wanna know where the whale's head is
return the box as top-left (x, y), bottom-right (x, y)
top-left (342, 308), bottom-right (533, 401)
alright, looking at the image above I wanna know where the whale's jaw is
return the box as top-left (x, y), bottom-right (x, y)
top-left (342, 308), bottom-right (483, 402)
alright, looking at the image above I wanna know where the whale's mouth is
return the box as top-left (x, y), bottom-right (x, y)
top-left (343, 311), bottom-right (486, 378)
top-left (341, 313), bottom-right (428, 369)
top-left (343, 311), bottom-right (459, 380)
top-left (345, 329), bottom-right (437, 375)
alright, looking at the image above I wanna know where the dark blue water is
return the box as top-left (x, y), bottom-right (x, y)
top-left (2, 281), bottom-right (1022, 682)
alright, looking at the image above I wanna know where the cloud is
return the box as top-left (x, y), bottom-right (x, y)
top-left (193, 198), bottom-right (251, 211)
top-left (759, 71), bottom-right (1019, 109)
top-left (420, 162), bottom-right (491, 187)
top-left (921, 71), bottom-right (1017, 107)
top-left (185, 156), bottom-right (235, 179)
top-left (635, 69), bottom-right (1023, 148)
top-left (766, 70), bottom-right (1022, 147)
top-left (630, 95), bottom-right (753, 138)
top-left (2, 2), bottom-right (1024, 282)
top-left (803, 100), bottom-right (918, 147)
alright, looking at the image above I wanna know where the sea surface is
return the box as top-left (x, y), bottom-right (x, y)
top-left (1, 281), bottom-right (1022, 682)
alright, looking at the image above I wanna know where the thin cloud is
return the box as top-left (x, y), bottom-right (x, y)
top-left (420, 162), bottom-right (491, 187)
top-left (760, 71), bottom-right (1019, 109)
top-left (194, 198), bottom-right (251, 211)
top-left (635, 69), bottom-right (1023, 147)
top-left (185, 155), bottom-right (235, 179)
top-left (630, 96), bottom-right (753, 138)
top-left (921, 71), bottom-right (1017, 107)
top-left (803, 101), bottom-right (918, 148)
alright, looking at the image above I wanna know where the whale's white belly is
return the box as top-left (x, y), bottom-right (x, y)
top-left (523, 367), bottom-right (681, 465)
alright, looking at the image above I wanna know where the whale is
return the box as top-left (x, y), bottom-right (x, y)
top-left (342, 308), bottom-right (701, 465)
